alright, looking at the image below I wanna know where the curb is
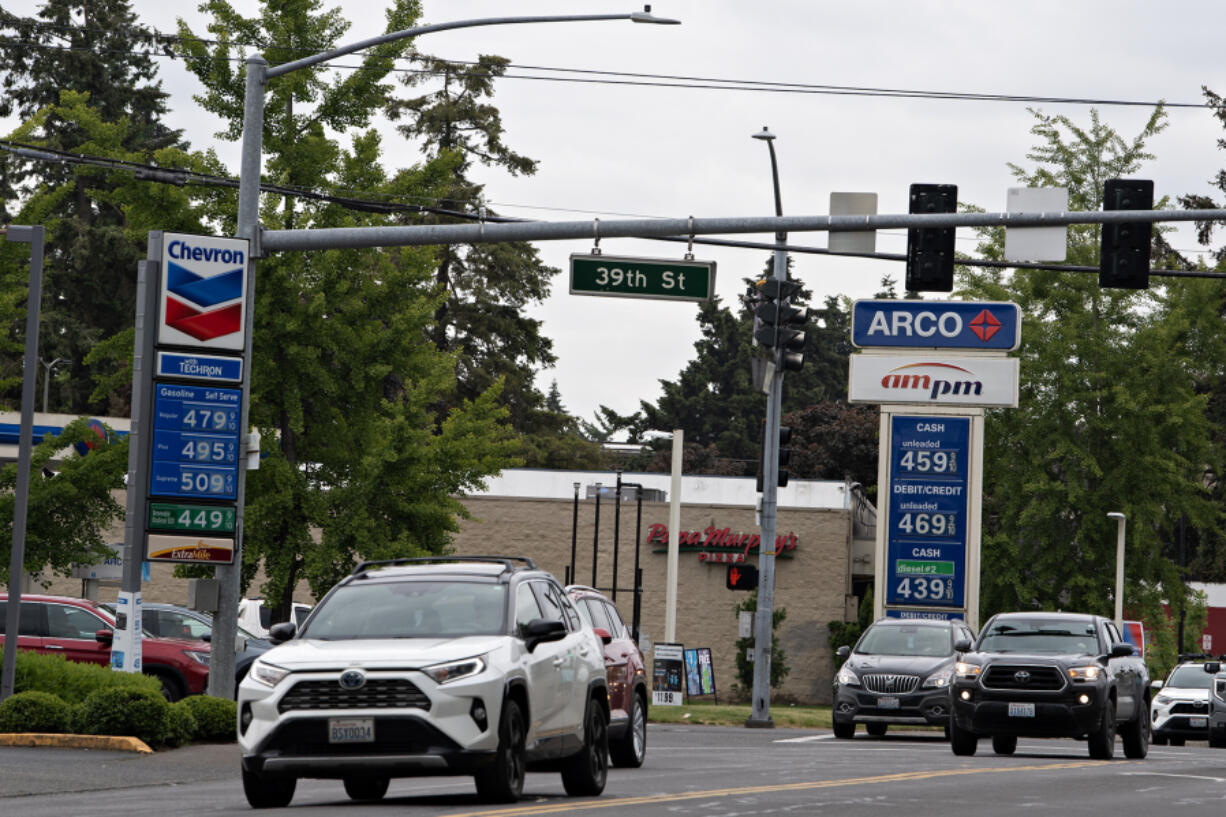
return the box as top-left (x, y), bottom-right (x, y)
top-left (0, 733), bottom-right (153, 754)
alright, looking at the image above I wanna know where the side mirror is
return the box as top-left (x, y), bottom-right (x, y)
top-left (1205, 662), bottom-right (1221, 674)
top-left (201, 632), bottom-right (212, 643)
top-left (1110, 643), bottom-right (1134, 658)
top-left (524, 618), bottom-right (567, 652)
top-left (268, 622), bottom-right (297, 644)
top-left (95, 628), bottom-right (114, 645)
top-left (592, 627), bottom-right (613, 645)
top-left (954, 638), bottom-right (973, 653)
top-left (1150, 679), bottom-right (1164, 690)
top-left (836, 645), bottom-right (850, 660)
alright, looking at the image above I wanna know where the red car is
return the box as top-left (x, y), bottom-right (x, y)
top-left (0, 594), bottom-right (210, 701)
top-left (566, 584), bottom-right (648, 767)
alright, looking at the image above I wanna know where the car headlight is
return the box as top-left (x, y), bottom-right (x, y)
top-left (955, 661), bottom-right (981, 679)
top-left (422, 655), bottom-right (486, 685)
top-left (836, 665), bottom-right (860, 686)
top-left (1154, 694), bottom-right (1172, 705)
top-left (1067, 665), bottom-right (1100, 681)
top-left (923, 668), bottom-right (953, 688)
top-left (250, 659), bottom-right (291, 687)
top-left (183, 650), bottom-right (210, 665)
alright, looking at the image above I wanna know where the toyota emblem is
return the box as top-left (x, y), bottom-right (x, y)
top-left (339, 669), bottom-right (366, 691)
top-left (1013, 670), bottom-right (1031, 685)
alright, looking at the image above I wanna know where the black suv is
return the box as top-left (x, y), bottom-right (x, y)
top-left (833, 617), bottom-right (975, 738)
top-left (950, 612), bottom-right (1150, 759)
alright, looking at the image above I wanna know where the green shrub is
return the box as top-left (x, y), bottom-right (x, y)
top-left (76, 687), bottom-right (169, 746)
top-left (0, 690), bottom-right (72, 733)
top-left (0, 647), bottom-right (162, 704)
top-left (178, 695), bottom-right (236, 742)
top-left (164, 702), bottom-right (198, 748)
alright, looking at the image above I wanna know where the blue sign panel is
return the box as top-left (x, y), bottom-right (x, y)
top-left (150, 383), bottom-right (241, 499)
top-left (852, 300), bottom-right (1021, 350)
top-left (885, 609), bottom-right (967, 622)
top-left (156, 351), bottom-right (243, 383)
top-left (886, 416), bottom-right (970, 608)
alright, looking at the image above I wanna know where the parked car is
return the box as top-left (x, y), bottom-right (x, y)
top-left (832, 616), bottom-right (974, 739)
top-left (0, 593), bottom-right (210, 701)
top-left (950, 611), bottom-right (1150, 759)
top-left (1151, 657), bottom-right (1219, 745)
top-left (1210, 664), bottom-right (1226, 748)
top-left (566, 584), bottom-right (648, 767)
top-left (236, 597), bottom-right (311, 639)
top-left (237, 556), bottom-right (610, 808)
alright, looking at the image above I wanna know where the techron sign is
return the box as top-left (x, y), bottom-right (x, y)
top-left (847, 355), bottom-right (1019, 407)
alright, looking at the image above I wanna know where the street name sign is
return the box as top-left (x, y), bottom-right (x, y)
top-left (570, 254), bottom-right (715, 302)
top-left (852, 300), bottom-right (1021, 351)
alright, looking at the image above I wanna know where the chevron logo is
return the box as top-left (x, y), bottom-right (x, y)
top-left (164, 261), bottom-right (244, 341)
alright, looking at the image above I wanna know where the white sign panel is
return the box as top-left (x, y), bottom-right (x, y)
top-left (1004, 186), bottom-right (1068, 262)
top-left (158, 233), bottom-right (250, 351)
top-left (848, 355), bottom-right (1019, 407)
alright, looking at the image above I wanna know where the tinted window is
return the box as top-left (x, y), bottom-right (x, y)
top-left (582, 599), bottom-right (612, 632)
top-left (856, 624), bottom-right (952, 657)
top-left (44, 604), bottom-right (108, 639)
top-left (1167, 665), bottom-right (1215, 690)
top-left (532, 582), bottom-right (568, 628)
top-left (0, 601), bottom-right (43, 636)
top-left (515, 583), bottom-right (543, 635)
top-left (558, 592), bottom-right (582, 631)
top-left (302, 580), bottom-right (506, 639)
top-left (153, 610), bottom-right (212, 640)
top-left (978, 617), bottom-right (1100, 654)
top-left (603, 602), bottom-right (628, 638)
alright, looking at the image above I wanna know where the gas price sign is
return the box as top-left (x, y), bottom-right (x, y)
top-left (149, 383), bottom-right (241, 500)
top-left (886, 416), bottom-right (970, 608)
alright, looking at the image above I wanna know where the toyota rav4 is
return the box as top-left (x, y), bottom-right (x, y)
top-left (237, 557), bottom-right (610, 808)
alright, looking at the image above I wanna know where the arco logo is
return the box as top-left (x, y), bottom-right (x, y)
top-left (164, 260), bottom-right (244, 341)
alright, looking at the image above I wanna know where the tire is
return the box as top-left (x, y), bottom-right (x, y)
top-left (475, 699), bottom-right (526, 803)
top-left (1121, 701), bottom-right (1149, 759)
top-left (1088, 700), bottom-right (1117, 760)
top-left (242, 767), bottom-right (296, 809)
top-left (991, 734), bottom-right (1017, 755)
top-left (1209, 729), bottom-right (1226, 749)
top-left (343, 776), bottom-right (389, 801)
top-left (833, 720), bottom-right (856, 739)
top-left (610, 691), bottom-right (647, 768)
top-left (866, 722), bottom-right (887, 737)
top-left (949, 718), bottom-right (977, 756)
top-left (561, 697), bottom-right (609, 797)
top-left (151, 672), bottom-right (184, 703)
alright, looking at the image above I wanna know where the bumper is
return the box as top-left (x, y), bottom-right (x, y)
top-left (832, 686), bottom-right (952, 726)
top-left (951, 684), bottom-right (1103, 737)
top-left (1152, 708), bottom-right (1210, 740)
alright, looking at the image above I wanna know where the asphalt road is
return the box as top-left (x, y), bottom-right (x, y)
top-left (4, 727), bottom-right (1225, 816)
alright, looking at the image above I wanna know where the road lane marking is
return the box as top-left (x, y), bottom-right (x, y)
top-left (1121, 771), bottom-right (1226, 783)
top-left (443, 761), bottom-right (1099, 817)
top-left (774, 735), bottom-right (836, 743)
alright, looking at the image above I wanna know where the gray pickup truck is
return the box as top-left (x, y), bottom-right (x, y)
top-left (949, 611), bottom-right (1150, 759)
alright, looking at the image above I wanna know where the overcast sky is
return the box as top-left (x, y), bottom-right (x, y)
top-left (6, 1), bottom-right (1226, 428)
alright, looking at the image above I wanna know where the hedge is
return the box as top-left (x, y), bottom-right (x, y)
top-left (75, 687), bottom-right (169, 746)
top-left (0, 646), bottom-right (162, 704)
top-left (0, 690), bottom-right (72, 733)
top-left (178, 695), bottom-right (236, 742)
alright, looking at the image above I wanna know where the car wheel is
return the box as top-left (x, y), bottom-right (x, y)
top-left (561, 696), bottom-right (609, 797)
top-left (343, 776), bottom-right (389, 801)
top-left (151, 672), bottom-right (184, 703)
top-left (611, 690), bottom-right (647, 768)
top-left (475, 698), bottom-right (526, 803)
top-left (949, 718), bottom-right (977, 756)
top-left (1088, 700), bottom-right (1117, 760)
top-left (866, 722), bottom-right (887, 737)
top-left (1209, 729), bottom-right (1226, 749)
top-left (242, 767), bottom-right (296, 809)
top-left (1121, 701), bottom-right (1149, 759)
top-left (992, 734), bottom-right (1017, 755)
top-left (833, 720), bottom-right (855, 739)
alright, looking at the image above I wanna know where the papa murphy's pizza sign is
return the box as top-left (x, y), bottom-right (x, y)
top-left (158, 233), bottom-right (249, 351)
top-left (648, 524), bottom-right (798, 563)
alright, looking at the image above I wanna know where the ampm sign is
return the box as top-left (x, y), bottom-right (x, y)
top-left (157, 233), bottom-right (250, 351)
top-left (852, 300), bottom-right (1021, 351)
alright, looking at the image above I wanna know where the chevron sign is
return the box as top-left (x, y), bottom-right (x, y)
top-left (158, 233), bottom-right (250, 351)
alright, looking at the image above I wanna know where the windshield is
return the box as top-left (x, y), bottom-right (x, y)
top-left (301, 580), bottom-right (507, 640)
top-left (856, 624), bottom-right (952, 657)
top-left (1166, 665), bottom-right (1215, 690)
top-left (977, 618), bottom-right (1100, 654)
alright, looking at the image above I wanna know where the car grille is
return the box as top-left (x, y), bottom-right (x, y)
top-left (262, 716), bottom-right (459, 756)
top-left (278, 679), bottom-right (431, 713)
top-left (861, 674), bottom-right (920, 695)
top-left (981, 664), bottom-right (1065, 691)
top-left (1170, 700), bottom-right (1209, 715)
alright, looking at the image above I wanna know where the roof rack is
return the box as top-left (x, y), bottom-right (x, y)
top-left (350, 555), bottom-right (537, 576)
top-left (564, 584), bottom-right (602, 595)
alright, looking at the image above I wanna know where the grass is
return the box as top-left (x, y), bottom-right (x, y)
top-left (647, 700), bottom-right (833, 729)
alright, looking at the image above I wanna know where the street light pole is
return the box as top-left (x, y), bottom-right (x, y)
top-left (1108, 512), bottom-right (1126, 629)
top-left (40, 357), bottom-right (68, 413)
top-left (210, 7), bottom-right (679, 699)
top-left (747, 127), bottom-right (786, 729)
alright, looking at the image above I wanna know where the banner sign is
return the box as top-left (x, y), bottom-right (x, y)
top-left (848, 355), bottom-right (1019, 407)
top-left (684, 647), bottom-right (716, 698)
top-left (652, 643), bottom-right (685, 706)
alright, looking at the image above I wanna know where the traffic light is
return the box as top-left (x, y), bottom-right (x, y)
top-left (753, 278), bottom-right (807, 370)
top-left (756, 424), bottom-right (793, 491)
top-left (1099, 179), bottom-right (1153, 289)
top-left (905, 183), bottom-right (957, 292)
top-left (726, 563), bottom-right (759, 591)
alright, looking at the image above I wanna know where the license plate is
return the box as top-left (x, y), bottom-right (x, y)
top-left (1190, 717), bottom-right (1208, 728)
top-left (1008, 702), bottom-right (1035, 718)
top-left (329, 718), bottom-right (374, 743)
top-left (877, 696), bottom-right (900, 710)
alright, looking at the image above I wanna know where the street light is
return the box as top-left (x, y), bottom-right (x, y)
top-left (1108, 512), bottom-right (1126, 628)
top-left (199, 7), bottom-right (679, 700)
top-left (40, 357), bottom-right (68, 413)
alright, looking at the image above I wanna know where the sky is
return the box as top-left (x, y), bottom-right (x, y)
top-left (5, 0), bottom-right (1226, 428)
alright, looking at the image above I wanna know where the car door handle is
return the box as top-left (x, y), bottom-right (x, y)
top-left (552, 655), bottom-right (566, 667)
top-left (45, 645), bottom-right (64, 650)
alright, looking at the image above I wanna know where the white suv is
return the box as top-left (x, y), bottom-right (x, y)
top-left (237, 557), bottom-right (609, 808)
